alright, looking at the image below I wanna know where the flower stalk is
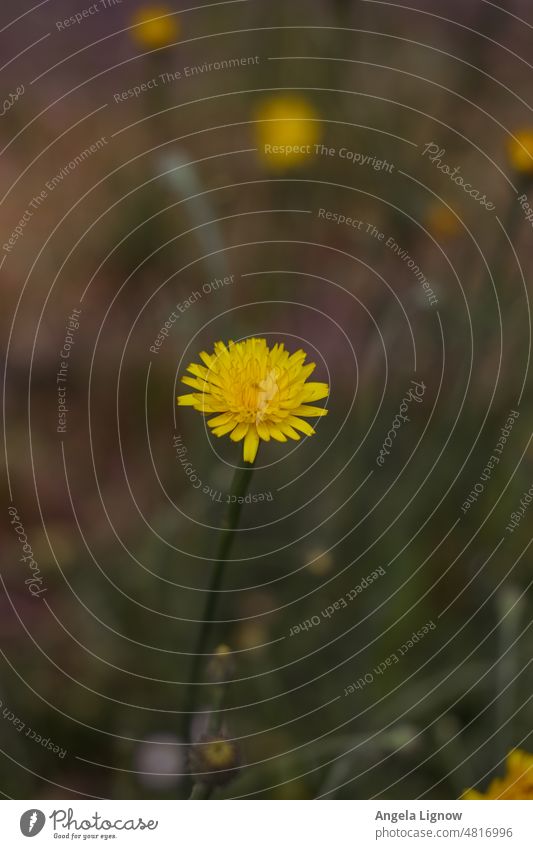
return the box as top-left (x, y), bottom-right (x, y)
top-left (189, 781), bottom-right (211, 800)
top-left (182, 463), bottom-right (254, 742)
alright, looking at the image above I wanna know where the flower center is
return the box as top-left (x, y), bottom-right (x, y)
top-left (232, 367), bottom-right (280, 422)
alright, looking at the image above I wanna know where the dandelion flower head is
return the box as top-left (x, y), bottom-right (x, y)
top-left (463, 749), bottom-right (533, 800)
top-left (177, 338), bottom-right (329, 463)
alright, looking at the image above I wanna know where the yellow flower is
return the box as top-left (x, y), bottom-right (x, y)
top-left (177, 338), bottom-right (329, 463)
top-left (255, 95), bottom-right (321, 170)
top-left (306, 546), bottom-right (334, 576)
top-left (507, 130), bottom-right (533, 173)
top-left (131, 5), bottom-right (179, 49)
top-left (189, 734), bottom-right (241, 787)
top-left (463, 750), bottom-right (533, 799)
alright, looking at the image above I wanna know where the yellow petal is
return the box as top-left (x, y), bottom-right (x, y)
top-left (267, 425), bottom-right (288, 442)
top-left (199, 351), bottom-right (214, 368)
top-left (507, 749), bottom-right (533, 775)
top-left (243, 426), bottom-right (260, 463)
top-left (208, 412), bottom-right (233, 426)
top-left (289, 362), bottom-right (315, 382)
top-left (292, 405), bottom-right (328, 417)
top-left (186, 363), bottom-right (208, 379)
top-left (212, 421), bottom-right (237, 437)
top-left (287, 348), bottom-right (307, 365)
top-left (181, 376), bottom-right (205, 391)
top-left (256, 421), bottom-right (271, 441)
top-left (177, 393), bottom-right (199, 406)
top-left (299, 382), bottom-right (329, 402)
top-left (287, 416), bottom-right (315, 436)
top-left (188, 362), bottom-right (224, 387)
top-left (278, 423), bottom-right (301, 440)
top-left (230, 422), bottom-right (249, 442)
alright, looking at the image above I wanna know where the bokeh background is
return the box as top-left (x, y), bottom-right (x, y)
top-left (1, 0), bottom-right (533, 799)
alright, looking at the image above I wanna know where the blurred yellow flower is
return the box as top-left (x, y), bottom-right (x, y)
top-left (189, 734), bottom-right (241, 787)
top-left (426, 203), bottom-right (461, 238)
top-left (177, 338), bottom-right (329, 464)
top-left (507, 130), bottom-right (533, 173)
top-left (306, 546), bottom-right (334, 576)
top-left (206, 643), bottom-right (235, 683)
top-left (255, 95), bottom-right (321, 170)
top-left (131, 5), bottom-right (179, 49)
top-left (463, 749), bottom-right (533, 799)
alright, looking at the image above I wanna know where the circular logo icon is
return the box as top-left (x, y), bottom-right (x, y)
top-left (20, 810), bottom-right (46, 837)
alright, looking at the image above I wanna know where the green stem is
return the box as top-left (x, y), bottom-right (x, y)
top-left (206, 684), bottom-right (226, 735)
top-left (189, 782), bottom-right (212, 800)
top-left (495, 584), bottom-right (523, 766)
top-left (182, 463), bottom-right (255, 742)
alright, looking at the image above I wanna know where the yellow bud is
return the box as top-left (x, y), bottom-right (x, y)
top-left (131, 5), bottom-right (179, 50)
top-left (255, 95), bottom-right (321, 171)
top-left (306, 547), bottom-right (334, 576)
top-left (189, 735), bottom-right (241, 787)
top-left (507, 130), bottom-right (533, 173)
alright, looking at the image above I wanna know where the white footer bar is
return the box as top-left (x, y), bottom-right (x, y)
top-left (1, 799), bottom-right (530, 847)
